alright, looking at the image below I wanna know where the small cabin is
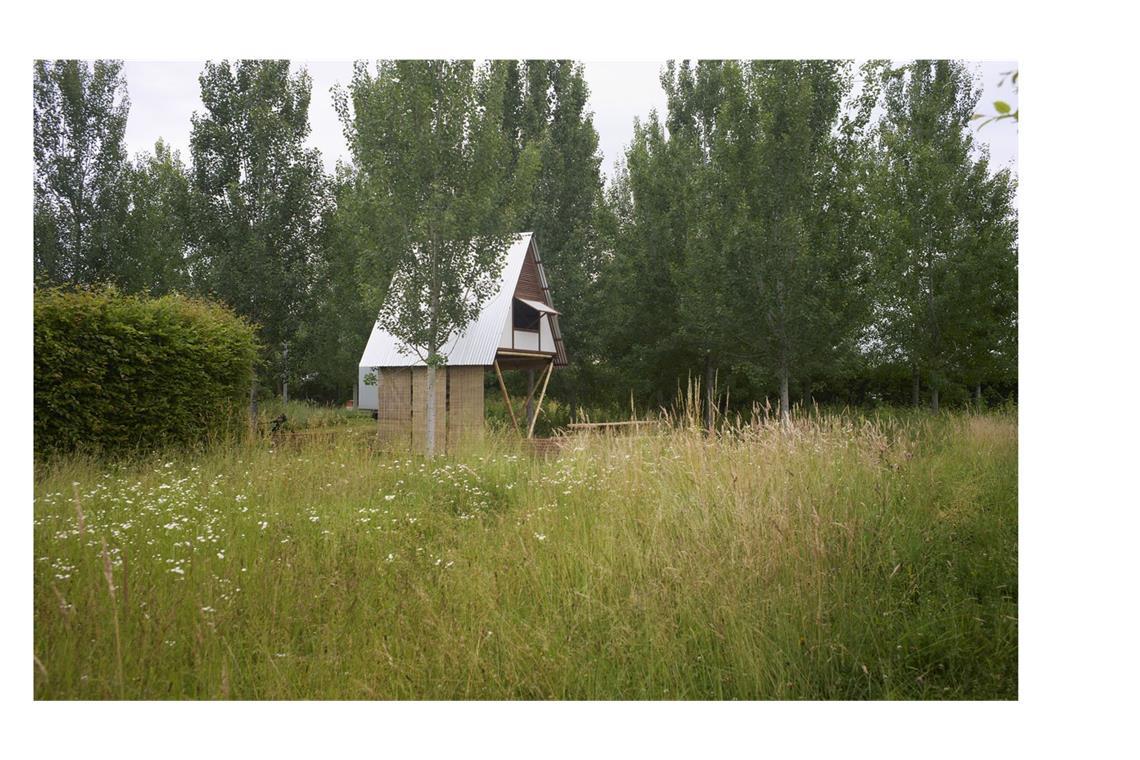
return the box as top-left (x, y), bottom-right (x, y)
top-left (357, 232), bottom-right (567, 451)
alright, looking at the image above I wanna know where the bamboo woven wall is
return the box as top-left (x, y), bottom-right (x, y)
top-left (377, 366), bottom-right (485, 453)
top-left (377, 368), bottom-right (412, 447)
top-left (447, 366), bottom-right (485, 450)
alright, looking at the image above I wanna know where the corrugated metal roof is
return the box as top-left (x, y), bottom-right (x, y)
top-left (359, 233), bottom-right (535, 368)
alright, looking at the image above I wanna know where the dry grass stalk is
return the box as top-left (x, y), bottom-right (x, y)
top-left (100, 537), bottom-right (124, 698)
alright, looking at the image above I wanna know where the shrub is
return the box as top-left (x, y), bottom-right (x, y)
top-left (34, 286), bottom-right (258, 456)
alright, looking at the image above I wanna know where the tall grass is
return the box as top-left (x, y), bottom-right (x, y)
top-left (256, 398), bottom-right (374, 431)
top-left (33, 408), bottom-right (1017, 699)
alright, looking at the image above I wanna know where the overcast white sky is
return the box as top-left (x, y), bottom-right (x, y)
top-left (121, 60), bottom-right (1017, 182)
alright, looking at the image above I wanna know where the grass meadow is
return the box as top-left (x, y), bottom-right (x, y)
top-left (33, 407), bottom-right (1017, 699)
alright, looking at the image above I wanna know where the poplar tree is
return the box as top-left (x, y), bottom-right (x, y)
top-left (296, 164), bottom-right (382, 402)
top-left (189, 60), bottom-right (329, 403)
top-left (597, 115), bottom-right (691, 408)
top-left (662, 60), bottom-right (734, 428)
top-left (119, 140), bottom-right (193, 295)
top-left (713, 60), bottom-right (851, 421)
top-left (335, 60), bottom-right (513, 457)
top-left (868, 60), bottom-right (1006, 411)
top-left (33, 59), bottom-right (130, 286)
top-left (943, 159), bottom-right (1019, 402)
top-left (496, 60), bottom-right (607, 407)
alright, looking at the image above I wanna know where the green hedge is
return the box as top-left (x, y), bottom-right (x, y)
top-left (34, 287), bottom-right (258, 456)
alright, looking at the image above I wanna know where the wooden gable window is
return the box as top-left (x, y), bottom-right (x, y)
top-left (512, 298), bottom-right (542, 332)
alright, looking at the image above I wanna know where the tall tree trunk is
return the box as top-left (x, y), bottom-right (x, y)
top-left (73, 188), bottom-right (84, 280)
top-left (282, 342), bottom-right (289, 403)
top-left (424, 234), bottom-right (443, 458)
top-left (425, 363), bottom-right (438, 458)
top-left (248, 377), bottom-right (259, 438)
top-left (911, 366), bottom-right (921, 407)
top-left (778, 363), bottom-right (790, 425)
top-left (975, 382), bottom-right (982, 405)
top-left (930, 384), bottom-right (940, 413)
top-left (704, 353), bottom-right (715, 434)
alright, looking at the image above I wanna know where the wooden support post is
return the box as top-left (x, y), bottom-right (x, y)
top-left (493, 360), bottom-right (520, 434)
top-left (527, 360), bottom-right (555, 439)
top-left (519, 372), bottom-right (541, 422)
top-left (525, 369), bottom-right (535, 432)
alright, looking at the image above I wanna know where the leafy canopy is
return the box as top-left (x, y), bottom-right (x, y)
top-left (335, 60), bottom-right (514, 364)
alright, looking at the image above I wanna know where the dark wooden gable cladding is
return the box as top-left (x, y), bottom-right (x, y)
top-left (514, 241), bottom-right (547, 303)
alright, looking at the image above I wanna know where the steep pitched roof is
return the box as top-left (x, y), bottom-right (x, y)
top-left (359, 232), bottom-right (566, 368)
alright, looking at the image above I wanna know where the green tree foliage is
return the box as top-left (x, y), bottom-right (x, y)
top-left (866, 60), bottom-right (1017, 410)
top-left (943, 161), bottom-right (1019, 400)
top-left (29, 58), bottom-right (1017, 419)
top-left (33, 60), bottom-right (130, 286)
top-left (598, 62), bottom-right (755, 414)
top-left (492, 61), bottom-right (608, 406)
top-left (973, 69), bottom-right (1019, 127)
top-left (335, 60), bottom-right (514, 455)
top-left (713, 61), bottom-right (855, 421)
top-left (189, 60), bottom-right (330, 398)
top-left (664, 61), bottom-right (730, 348)
top-left (664, 61), bottom-right (741, 425)
top-left (599, 61), bottom-right (870, 420)
top-left (118, 140), bottom-right (193, 295)
top-left (293, 164), bottom-right (379, 402)
top-left (598, 116), bottom-right (691, 409)
top-left (34, 287), bottom-right (257, 456)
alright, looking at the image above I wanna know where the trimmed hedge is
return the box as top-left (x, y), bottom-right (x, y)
top-left (34, 287), bottom-right (258, 456)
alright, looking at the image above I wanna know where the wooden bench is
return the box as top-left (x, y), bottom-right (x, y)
top-left (565, 420), bottom-right (661, 433)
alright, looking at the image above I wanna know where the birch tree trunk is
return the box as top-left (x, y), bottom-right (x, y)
top-left (425, 239), bottom-right (440, 459)
top-left (975, 382), bottom-right (982, 405)
top-left (930, 384), bottom-right (940, 413)
top-left (425, 363), bottom-right (438, 458)
top-left (911, 366), bottom-right (921, 407)
top-left (282, 342), bottom-right (289, 403)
